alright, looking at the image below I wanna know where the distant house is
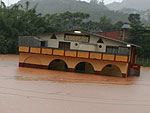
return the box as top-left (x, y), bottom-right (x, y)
top-left (98, 30), bottom-right (128, 41)
top-left (98, 23), bottom-right (131, 41)
top-left (19, 30), bottom-right (140, 78)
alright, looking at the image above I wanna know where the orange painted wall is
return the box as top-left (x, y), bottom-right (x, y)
top-left (30, 48), bottom-right (41, 54)
top-left (19, 53), bottom-right (128, 74)
top-left (53, 50), bottom-right (64, 56)
top-left (103, 54), bottom-right (114, 61)
top-left (42, 48), bottom-right (52, 55)
top-left (19, 47), bottom-right (128, 62)
top-left (65, 51), bottom-right (76, 57)
top-left (78, 52), bottom-right (89, 58)
top-left (19, 46), bottom-right (29, 52)
top-left (90, 53), bottom-right (101, 59)
top-left (116, 55), bottom-right (128, 62)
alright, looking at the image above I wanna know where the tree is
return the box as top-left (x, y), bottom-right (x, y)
top-left (0, 1), bottom-right (147, 54)
top-left (99, 0), bottom-right (104, 5)
top-left (46, 11), bottom-right (89, 32)
top-left (0, 1), bottom-right (56, 54)
top-left (127, 13), bottom-right (150, 58)
top-left (114, 21), bottom-right (124, 30)
top-left (81, 21), bottom-right (99, 33)
top-left (128, 14), bottom-right (141, 24)
top-left (0, 35), bottom-right (8, 53)
top-left (0, 1), bottom-right (6, 8)
top-left (127, 24), bottom-right (150, 58)
top-left (99, 16), bottom-right (113, 32)
top-left (90, 0), bottom-right (98, 4)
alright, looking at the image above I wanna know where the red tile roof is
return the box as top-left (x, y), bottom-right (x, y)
top-left (98, 30), bottom-right (129, 41)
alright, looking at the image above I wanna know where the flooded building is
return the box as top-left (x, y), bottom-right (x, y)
top-left (19, 30), bottom-right (140, 77)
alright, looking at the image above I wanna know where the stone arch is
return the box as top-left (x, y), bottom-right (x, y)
top-left (100, 64), bottom-right (122, 77)
top-left (74, 62), bottom-right (95, 74)
top-left (48, 59), bottom-right (68, 71)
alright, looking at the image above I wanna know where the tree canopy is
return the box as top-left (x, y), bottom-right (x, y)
top-left (127, 14), bottom-right (150, 58)
top-left (128, 14), bottom-right (141, 24)
top-left (1, 2), bottom-right (150, 60)
top-left (0, 1), bottom-right (124, 54)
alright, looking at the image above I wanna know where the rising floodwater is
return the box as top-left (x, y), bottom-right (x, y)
top-left (0, 55), bottom-right (150, 113)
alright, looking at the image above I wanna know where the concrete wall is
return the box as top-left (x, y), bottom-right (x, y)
top-left (79, 43), bottom-right (96, 51)
top-left (19, 36), bottom-right (41, 47)
top-left (39, 32), bottom-right (128, 53)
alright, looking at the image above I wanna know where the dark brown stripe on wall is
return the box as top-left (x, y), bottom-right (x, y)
top-left (19, 63), bottom-right (49, 69)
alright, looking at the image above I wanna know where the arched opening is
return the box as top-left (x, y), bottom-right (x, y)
top-left (100, 64), bottom-right (122, 77)
top-left (74, 62), bottom-right (95, 74)
top-left (48, 59), bottom-right (68, 71)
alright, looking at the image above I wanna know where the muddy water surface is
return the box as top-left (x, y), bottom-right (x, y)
top-left (0, 55), bottom-right (150, 113)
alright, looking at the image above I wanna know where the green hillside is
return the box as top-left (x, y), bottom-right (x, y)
top-left (15, 0), bottom-right (129, 23)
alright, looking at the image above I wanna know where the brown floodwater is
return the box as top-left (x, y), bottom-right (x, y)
top-left (0, 55), bottom-right (150, 113)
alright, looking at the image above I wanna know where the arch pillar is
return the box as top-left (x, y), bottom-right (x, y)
top-left (122, 74), bottom-right (127, 78)
top-left (95, 71), bottom-right (100, 75)
top-left (68, 68), bottom-right (74, 72)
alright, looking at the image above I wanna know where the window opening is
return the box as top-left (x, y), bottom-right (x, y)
top-left (106, 46), bottom-right (118, 54)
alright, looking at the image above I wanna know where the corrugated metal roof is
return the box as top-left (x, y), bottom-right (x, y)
top-left (122, 24), bottom-right (131, 29)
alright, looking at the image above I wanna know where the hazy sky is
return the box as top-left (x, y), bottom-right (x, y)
top-left (2, 0), bottom-right (123, 6)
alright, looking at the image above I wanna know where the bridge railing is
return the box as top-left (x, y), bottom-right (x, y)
top-left (19, 46), bottom-right (130, 63)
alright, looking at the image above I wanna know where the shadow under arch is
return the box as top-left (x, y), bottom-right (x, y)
top-left (48, 59), bottom-right (68, 71)
top-left (100, 64), bottom-right (122, 77)
top-left (74, 62), bottom-right (95, 74)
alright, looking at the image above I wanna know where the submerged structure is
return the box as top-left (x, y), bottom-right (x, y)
top-left (19, 31), bottom-right (140, 77)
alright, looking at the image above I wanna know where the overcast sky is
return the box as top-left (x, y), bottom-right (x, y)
top-left (2, 0), bottom-right (123, 6)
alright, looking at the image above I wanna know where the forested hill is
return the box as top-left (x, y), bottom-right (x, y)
top-left (14, 0), bottom-right (128, 23)
top-left (107, 0), bottom-right (150, 11)
top-left (106, 0), bottom-right (150, 25)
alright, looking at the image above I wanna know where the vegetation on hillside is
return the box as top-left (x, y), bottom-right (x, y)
top-left (15, 0), bottom-right (129, 23)
top-left (14, 0), bottom-right (150, 25)
top-left (0, 1), bottom-right (150, 62)
top-left (127, 14), bottom-right (150, 59)
top-left (107, 0), bottom-right (150, 25)
top-left (0, 1), bottom-right (124, 54)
